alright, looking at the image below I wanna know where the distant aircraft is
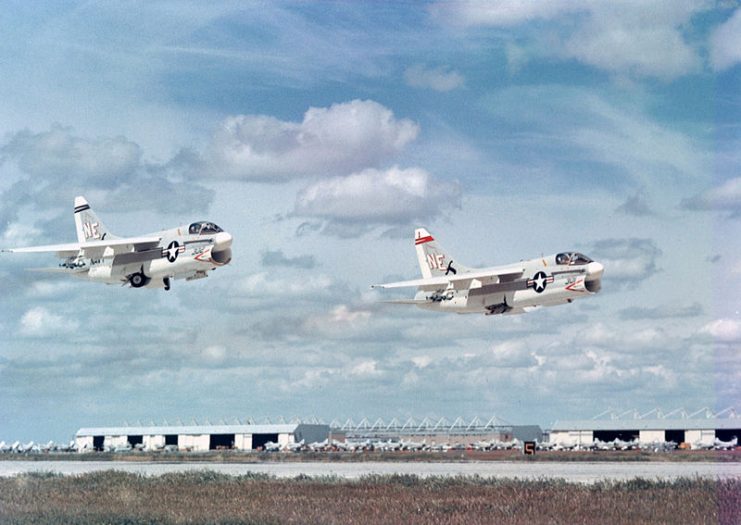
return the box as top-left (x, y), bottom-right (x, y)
top-left (263, 440), bottom-right (282, 452)
top-left (285, 439), bottom-right (305, 452)
top-left (372, 228), bottom-right (603, 315)
top-left (3, 196), bottom-right (232, 290)
top-left (715, 437), bottom-right (738, 450)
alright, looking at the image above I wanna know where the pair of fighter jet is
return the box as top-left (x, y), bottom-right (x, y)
top-left (3, 196), bottom-right (603, 315)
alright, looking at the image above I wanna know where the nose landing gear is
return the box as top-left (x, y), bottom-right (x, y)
top-left (163, 277), bottom-right (171, 291)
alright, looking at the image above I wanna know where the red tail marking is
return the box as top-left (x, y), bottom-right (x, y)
top-left (415, 235), bottom-right (434, 245)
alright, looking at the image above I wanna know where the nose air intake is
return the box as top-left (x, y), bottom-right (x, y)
top-left (585, 261), bottom-right (604, 293)
top-left (211, 247), bottom-right (232, 265)
top-left (211, 232), bottom-right (233, 265)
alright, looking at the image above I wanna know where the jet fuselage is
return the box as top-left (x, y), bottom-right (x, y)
top-left (413, 253), bottom-right (603, 315)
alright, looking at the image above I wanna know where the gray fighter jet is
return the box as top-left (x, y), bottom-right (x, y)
top-left (373, 227), bottom-right (603, 315)
top-left (4, 196), bottom-right (232, 290)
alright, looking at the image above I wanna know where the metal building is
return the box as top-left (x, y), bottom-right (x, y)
top-left (550, 408), bottom-right (740, 449)
top-left (329, 416), bottom-right (542, 444)
top-left (75, 423), bottom-right (328, 452)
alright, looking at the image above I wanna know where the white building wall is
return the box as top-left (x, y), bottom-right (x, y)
top-left (107, 435), bottom-right (129, 449)
top-left (234, 434), bottom-right (252, 450)
top-left (75, 436), bottom-right (94, 452)
top-left (179, 434), bottom-right (210, 451)
top-left (639, 430), bottom-right (665, 443)
top-left (686, 429), bottom-right (714, 449)
top-left (278, 433), bottom-right (292, 447)
top-left (144, 435), bottom-right (165, 451)
top-left (550, 430), bottom-right (592, 446)
top-left (549, 431), bottom-right (569, 444)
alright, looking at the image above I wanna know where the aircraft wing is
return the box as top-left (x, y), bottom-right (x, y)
top-left (28, 266), bottom-right (89, 274)
top-left (372, 266), bottom-right (524, 290)
top-left (382, 298), bottom-right (432, 305)
top-left (5, 236), bottom-right (162, 259)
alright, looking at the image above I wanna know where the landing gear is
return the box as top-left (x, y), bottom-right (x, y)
top-left (163, 277), bottom-right (171, 291)
top-left (129, 265), bottom-right (150, 288)
top-left (129, 272), bottom-right (147, 288)
top-left (485, 297), bottom-right (512, 315)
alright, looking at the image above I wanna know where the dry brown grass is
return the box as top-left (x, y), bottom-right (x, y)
top-left (5, 448), bottom-right (741, 463)
top-left (1, 471), bottom-right (739, 525)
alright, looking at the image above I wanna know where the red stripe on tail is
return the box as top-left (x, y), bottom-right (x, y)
top-left (415, 235), bottom-right (434, 245)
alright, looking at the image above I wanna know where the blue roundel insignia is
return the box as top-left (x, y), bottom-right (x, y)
top-left (165, 241), bottom-right (180, 263)
top-left (529, 271), bottom-right (550, 293)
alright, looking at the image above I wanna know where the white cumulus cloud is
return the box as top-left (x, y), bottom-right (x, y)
top-left (430, 0), bottom-right (580, 27)
top-left (208, 100), bottom-right (419, 180)
top-left (1, 124), bottom-right (141, 180)
top-left (700, 319), bottom-right (741, 342)
top-left (0, 126), bottom-right (212, 216)
top-left (404, 64), bottom-right (464, 92)
top-left (294, 166), bottom-right (460, 230)
top-left (560, 2), bottom-right (703, 79)
top-left (432, 0), bottom-right (708, 79)
top-left (682, 177), bottom-right (741, 217)
top-left (589, 238), bottom-right (661, 287)
top-left (350, 360), bottom-right (380, 377)
top-left (710, 8), bottom-right (741, 71)
top-left (20, 307), bottom-right (79, 337)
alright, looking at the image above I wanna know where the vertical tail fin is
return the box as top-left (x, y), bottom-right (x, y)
top-left (74, 196), bottom-right (118, 242)
top-left (414, 227), bottom-right (470, 278)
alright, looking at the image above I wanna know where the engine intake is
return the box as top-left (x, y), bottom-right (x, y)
top-left (585, 278), bottom-right (601, 293)
top-left (211, 247), bottom-right (232, 265)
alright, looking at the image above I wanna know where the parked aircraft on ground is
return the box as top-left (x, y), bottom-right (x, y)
top-left (373, 228), bottom-right (604, 315)
top-left (3, 196), bottom-right (232, 290)
top-left (263, 441), bottom-right (282, 452)
top-left (715, 437), bottom-right (738, 450)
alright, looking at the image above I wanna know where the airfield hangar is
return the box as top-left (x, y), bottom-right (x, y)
top-left (75, 423), bottom-right (329, 452)
top-left (549, 409), bottom-right (740, 449)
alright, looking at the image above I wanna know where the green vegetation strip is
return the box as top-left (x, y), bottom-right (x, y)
top-left (1, 471), bottom-right (739, 524)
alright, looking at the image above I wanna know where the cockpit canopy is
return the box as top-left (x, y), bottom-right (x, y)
top-left (189, 221), bottom-right (224, 235)
top-left (556, 252), bottom-right (593, 266)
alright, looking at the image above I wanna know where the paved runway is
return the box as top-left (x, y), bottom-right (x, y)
top-left (2, 460), bottom-right (740, 483)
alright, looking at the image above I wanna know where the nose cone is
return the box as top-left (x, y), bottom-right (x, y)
top-left (584, 261), bottom-right (603, 293)
top-left (213, 231), bottom-right (233, 250)
top-left (210, 231), bottom-right (233, 266)
top-left (586, 261), bottom-right (604, 279)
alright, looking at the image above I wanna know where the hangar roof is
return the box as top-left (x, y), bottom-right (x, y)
top-left (551, 419), bottom-right (741, 432)
top-left (76, 423), bottom-right (327, 437)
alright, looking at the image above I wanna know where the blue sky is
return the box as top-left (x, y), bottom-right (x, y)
top-left (1, 1), bottom-right (740, 441)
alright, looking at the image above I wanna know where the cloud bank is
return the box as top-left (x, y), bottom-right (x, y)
top-left (294, 166), bottom-right (460, 234)
top-left (208, 100), bottom-right (419, 181)
top-left (432, 0), bottom-right (711, 79)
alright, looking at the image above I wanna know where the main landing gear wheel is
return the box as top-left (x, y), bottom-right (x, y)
top-left (163, 277), bottom-right (171, 291)
top-left (129, 272), bottom-right (147, 288)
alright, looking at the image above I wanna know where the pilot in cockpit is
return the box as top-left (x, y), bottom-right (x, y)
top-left (189, 222), bottom-right (224, 235)
top-left (556, 252), bottom-right (593, 266)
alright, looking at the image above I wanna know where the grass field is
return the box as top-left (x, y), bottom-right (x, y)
top-left (3, 448), bottom-right (741, 463)
top-left (1, 471), bottom-right (739, 524)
